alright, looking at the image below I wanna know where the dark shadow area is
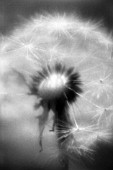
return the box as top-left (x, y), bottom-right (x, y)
top-left (82, 140), bottom-right (113, 170)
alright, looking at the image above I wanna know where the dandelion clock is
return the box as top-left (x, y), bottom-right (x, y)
top-left (0, 13), bottom-right (113, 170)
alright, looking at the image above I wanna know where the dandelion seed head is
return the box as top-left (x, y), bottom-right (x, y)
top-left (1, 13), bottom-right (113, 162)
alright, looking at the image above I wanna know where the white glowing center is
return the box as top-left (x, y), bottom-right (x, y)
top-left (47, 73), bottom-right (66, 89)
top-left (38, 72), bottom-right (67, 99)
